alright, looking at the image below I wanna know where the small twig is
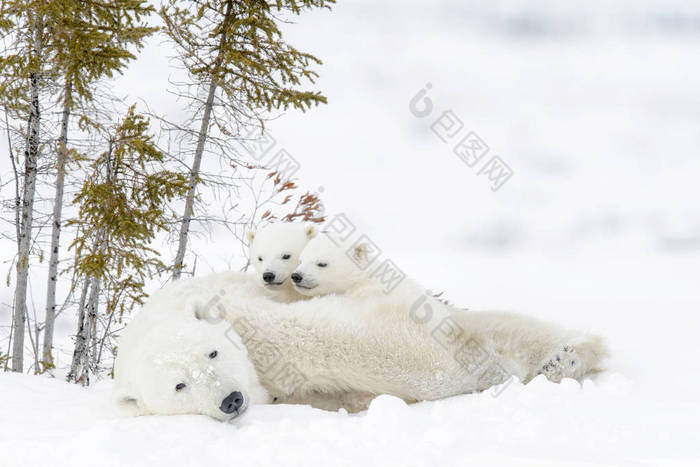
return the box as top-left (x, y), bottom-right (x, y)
top-left (4, 107), bottom-right (21, 249)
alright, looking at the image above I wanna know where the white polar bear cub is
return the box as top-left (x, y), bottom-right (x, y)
top-left (145, 222), bottom-right (316, 308)
top-left (114, 310), bottom-right (269, 421)
top-left (291, 233), bottom-right (421, 299)
top-left (248, 222), bottom-right (317, 301)
top-left (290, 233), bottom-right (608, 386)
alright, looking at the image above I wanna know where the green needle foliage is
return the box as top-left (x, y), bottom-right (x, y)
top-left (50, 0), bottom-right (156, 107)
top-left (0, 0), bottom-right (50, 115)
top-left (41, 0), bottom-right (157, 369)
top-left (161, 0), bottom-right (334, 113)
top-left (68, 106), bottom-right (189, 320)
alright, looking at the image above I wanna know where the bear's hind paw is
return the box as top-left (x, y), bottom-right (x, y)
top-left (539, 345), bottom-right (579, 383)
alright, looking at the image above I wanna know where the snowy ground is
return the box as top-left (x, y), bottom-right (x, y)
top-left (2, 0), bottom-right (700, 465)
top-left (2, 251), bottom-right (699, 466)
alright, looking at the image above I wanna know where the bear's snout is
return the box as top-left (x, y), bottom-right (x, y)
top-left (291, 272), bottom-right (303, 284)
top-left (220, 391), bottom-right (245, 415)
top-left (262, 272), bottom-right (276, 283)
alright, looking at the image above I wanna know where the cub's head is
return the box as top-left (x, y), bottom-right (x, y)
top-left (291, 234), bottom-right (369, 296)
top-left (247, 223), bottom-right (317, 290)
top-left (114, 316), bottom-right (268, 421)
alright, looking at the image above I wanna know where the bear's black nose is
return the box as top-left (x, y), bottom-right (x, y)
top-left (291, 272), bottom-right (302, 283)
top-left (220, 391), bottom-right (245, 414)
top-left (262, 272), bottom-right (275, 283)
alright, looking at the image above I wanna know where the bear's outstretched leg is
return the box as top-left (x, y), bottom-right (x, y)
top-left (452, 311), bottom-right (609, 385)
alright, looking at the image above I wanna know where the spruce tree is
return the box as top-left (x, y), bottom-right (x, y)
top-left (66, 106), bottom-right (188, 384)
top-left (41, 0), bottom-right (156, 369)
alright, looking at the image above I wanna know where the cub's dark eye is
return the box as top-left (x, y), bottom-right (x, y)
top-left (282, 254), bottom-right (291, 260)
top-left (209, 350), bottom-right (218, 359)
top-left (317, 262), bottom-right (327, 268)
top-left (175, 383), bottom-right (186, 392)
top-left (258, 257), bottom-right (262, 262)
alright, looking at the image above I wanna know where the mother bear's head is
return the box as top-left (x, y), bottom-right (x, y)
top-left (113, 313), bottom-right (269, 421)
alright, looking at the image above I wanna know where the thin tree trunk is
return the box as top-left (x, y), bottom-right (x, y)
top-left (171, 79), bottom-right (218, 280)
top-left (12, 14), bottom-right (44, 372)
top-left (43, 81), bottom-right (72, 367)
top-left (96, 307), bottom-right (115, 368)
top-left (84, 275), bottom-right (100, 384)
top-left (24, 302), bottom-right (39, 373)
top-left (66, 279), bottom-right (90, 383)
top-left (4, 109), bottom-right (19, 371)
top-left (4, 108), bottom-right (21, 250)
top-left (172, 1), bottom-right (233, 280)
top-left (90, 302), bottom-right (97, 370)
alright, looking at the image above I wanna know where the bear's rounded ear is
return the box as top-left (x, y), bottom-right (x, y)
top-left (114, 386), bottom-right (143, 415)
top-left (352, 243), bottom-right (369, 263)
top-left (304, 224), bottom-right (317, 239)
top-left (246, 229), bottom-right (256, 245)
top-left (192, 298), bottom-right (225, 324)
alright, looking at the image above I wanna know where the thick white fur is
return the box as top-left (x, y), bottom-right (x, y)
top-left (276, 233), bottom-right (608, 410)
top-left (210, 276), bottom-right (608, 412)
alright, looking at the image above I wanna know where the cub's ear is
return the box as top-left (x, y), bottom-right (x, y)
top-left (352, 243), bottom-right (369, 264)
top-left (246, 229), bottom-right (256, 245)
top-left (305, 224), bottom-right (318, 239)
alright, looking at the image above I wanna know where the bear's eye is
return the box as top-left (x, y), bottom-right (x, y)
top-left (175, 383), bottom-right (186, 392)
top-left (316, 262), bottom-right (328, 268)
top-left (282, 254), bottom-right (291, 260)
top-left (258, 257), bottom-right (262, 262)
top-left (209, 350), bottom-right (218, 359)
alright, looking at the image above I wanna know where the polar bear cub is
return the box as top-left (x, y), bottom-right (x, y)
top-left (144, 222), bottom-right (317, 309)
top-left (290, 233), bottom-right (420, 300)
top-left (248, 222), bottom-right (317, 300)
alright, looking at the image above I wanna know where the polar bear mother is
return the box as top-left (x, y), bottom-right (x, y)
top-left (114, 307), bottom-right (270, 420)
top-left (116, 265), bottom-right (607, 417)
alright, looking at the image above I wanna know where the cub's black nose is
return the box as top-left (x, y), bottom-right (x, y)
top-left (262, 272), bottom-right (275, 283)
top-left (220, 391), bottom-right (245, 414)
top-left (291, 272), bottom-right (302, 283)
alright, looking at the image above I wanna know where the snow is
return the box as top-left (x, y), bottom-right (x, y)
top-left (2, 251), bottom-right (699, 466)
top-left (2, 0), bottom-right (700, 465)
top-left (1, 352), bottom-right (698, 466)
